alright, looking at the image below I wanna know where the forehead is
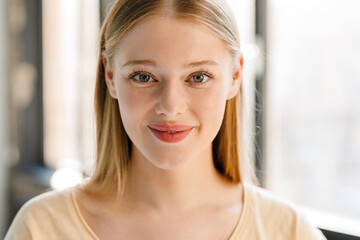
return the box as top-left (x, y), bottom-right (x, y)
top-left (115, 15), bottom-right (231, 67)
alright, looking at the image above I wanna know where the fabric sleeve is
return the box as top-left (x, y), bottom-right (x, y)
top-left (4, 202), bottom-right (34, 240)
top-left (296, 211), bottom-right (327, 240)
top-left (4, 189), bottom-right (96, 240)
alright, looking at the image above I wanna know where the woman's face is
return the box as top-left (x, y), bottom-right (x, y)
top-left (104, 15), bottom-right (241, 170)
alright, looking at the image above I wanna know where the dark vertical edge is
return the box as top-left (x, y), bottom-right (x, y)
top-left (1, 0), bottom-right (10, 237)
top-left (37, 0), bottom-right (44, 165)
top-left (99, 0), bottom-right (105, 23)
top-left (18, 0), bottom-right (44, 166)
top-left (254, 0), bottom-right (267, 187)
top-left (100, 0), bottom-right (112, 24)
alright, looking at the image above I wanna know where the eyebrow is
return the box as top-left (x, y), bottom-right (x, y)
top-left (122, 59), bottom-right (219, 68)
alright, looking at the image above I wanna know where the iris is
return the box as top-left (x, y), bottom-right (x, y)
top-left (138, 74), bottom-right (150, 82)
top-left (193, 73), bottom-right (204, 83)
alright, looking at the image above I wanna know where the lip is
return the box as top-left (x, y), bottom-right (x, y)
top-left (148, 124), bottom-right (194, 143)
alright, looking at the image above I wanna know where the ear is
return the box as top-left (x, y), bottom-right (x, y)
top-left (102, 52), bottom-right (118, 99)
top-left (227, 55), bottom-right (243, 100)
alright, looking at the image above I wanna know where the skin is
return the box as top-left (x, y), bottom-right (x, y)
top-left (76, 15), bottom-right (244, 240)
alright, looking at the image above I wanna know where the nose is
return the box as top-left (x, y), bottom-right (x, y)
top-left (155, 80), bottom-right (187, 117)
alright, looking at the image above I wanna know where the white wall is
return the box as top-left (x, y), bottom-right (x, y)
top-left (0, 0), bottom-right (10, 237)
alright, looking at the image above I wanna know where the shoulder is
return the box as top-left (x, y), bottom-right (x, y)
top-left (235, 183), bottom-right (326, 240)
top-left (245, 183), bottom-right (299, 216)
top-left (27, 187), bottom-right (70, 208)
top-left (13, 188), bottom-right (72, 221)
top-left (5, 187), bottom-right (91, 240)
top-left (8, 188), bottom-right (70, 221)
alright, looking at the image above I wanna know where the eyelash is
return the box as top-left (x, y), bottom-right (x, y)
top-left (128, 69), bottom-right (215, 86)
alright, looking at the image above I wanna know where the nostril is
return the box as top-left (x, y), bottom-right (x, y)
top-left (155, 103), bottom-right (183, 117)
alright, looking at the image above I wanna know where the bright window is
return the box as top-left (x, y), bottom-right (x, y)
top-left (266, 0), bottom-right (360, 234)
top-left (42, 0), bottom-right (99, 181)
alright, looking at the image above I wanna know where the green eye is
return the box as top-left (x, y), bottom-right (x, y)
top-left (192, 73), bottom-right (205, 83)
top-left (135, 74), bottom-right (151, 82)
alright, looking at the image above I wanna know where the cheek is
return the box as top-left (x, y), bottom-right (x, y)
top-left (192, 84), bottom-right (228, 128)
top-left (115, 83), bottom-right (153, 133)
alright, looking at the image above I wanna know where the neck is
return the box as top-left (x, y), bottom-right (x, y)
top-left (123, 144), bottom-right (230, 213)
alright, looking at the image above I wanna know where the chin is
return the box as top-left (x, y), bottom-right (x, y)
top-left (147, 152), bottom-right (192, 170)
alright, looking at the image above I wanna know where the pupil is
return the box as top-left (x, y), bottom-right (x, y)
top-left (139, 74), bottom-right (149, 82)
top-left (194, 74), bottom-right (204, 83)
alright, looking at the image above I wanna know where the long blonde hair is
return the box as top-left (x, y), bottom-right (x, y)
top-left (87, 0), bottom-right (253, 197)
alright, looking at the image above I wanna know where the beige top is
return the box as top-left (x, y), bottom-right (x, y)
top-left (5, 183), bottom-right (326, 240)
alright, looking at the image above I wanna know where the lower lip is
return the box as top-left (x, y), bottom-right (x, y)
top-left (148, 127), bottom-right (193, 143)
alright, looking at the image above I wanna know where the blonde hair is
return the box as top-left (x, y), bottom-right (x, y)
top-left (87, 0), bottom-right (254, 197)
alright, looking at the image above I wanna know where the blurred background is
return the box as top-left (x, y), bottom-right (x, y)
top-left (0, 0), bottom-right (359, 239)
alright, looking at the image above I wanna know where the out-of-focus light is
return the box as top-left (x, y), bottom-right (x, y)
top-left (50, 168), bottom-right (83, 190)
top-left (242, 43), bottom-right (260, 60)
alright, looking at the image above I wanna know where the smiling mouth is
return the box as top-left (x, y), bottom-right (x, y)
top-left (148, 124), bottom-right (194, 143)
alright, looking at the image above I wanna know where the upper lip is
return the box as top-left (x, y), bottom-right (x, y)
top-left (148, 123), bottom-right (194, 132)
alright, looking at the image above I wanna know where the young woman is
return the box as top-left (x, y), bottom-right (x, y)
top-left (6, 0), bottom-right (326, 239)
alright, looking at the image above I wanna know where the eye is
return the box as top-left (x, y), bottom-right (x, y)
top-left (189, 71), bottom-right (214, 84)
top-left (128, 70), bottom-right (156, 84)
top-left (132, 73), bottom-right (152, 82)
